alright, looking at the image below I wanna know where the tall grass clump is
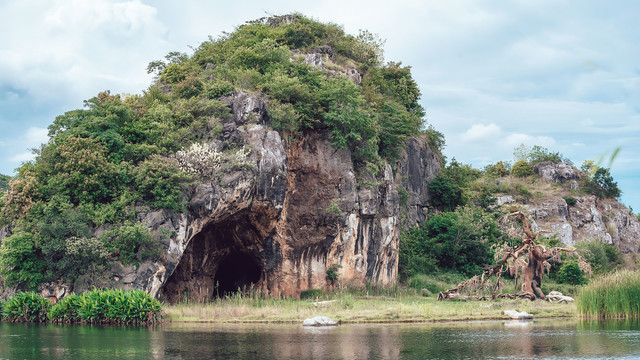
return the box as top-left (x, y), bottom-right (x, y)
top-left (578, 270), bottom-right (640, 318)
top-left (2, 292), bottom-right (51, 322)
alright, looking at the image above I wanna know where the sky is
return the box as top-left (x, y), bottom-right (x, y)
top-left (0, 0), bottom-right (638, 211)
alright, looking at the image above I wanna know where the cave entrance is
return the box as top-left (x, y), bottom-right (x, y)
top-left (160, 211), bottom-right (266, 303)
top-left (214, 252), bottom-right (262, 296)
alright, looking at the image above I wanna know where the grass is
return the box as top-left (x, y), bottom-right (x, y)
top-left (577, 270), bottom-right (640, 318)
top-left (164, 286), bottom-right (576, 324)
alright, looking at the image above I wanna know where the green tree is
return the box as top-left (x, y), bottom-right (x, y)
top-left (556, 258), bottom-right (587, 285)
top-left (511, 159), bottom-right (534, 177)
top-left (0, 231), bottom-right (48, 290)
top-left (399, 207), bottom-right (506, 278)
top-left (484, 161), bottom-right (509, 177)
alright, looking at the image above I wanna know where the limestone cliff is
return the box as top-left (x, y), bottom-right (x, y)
top-left (495, 161), bottom-right (640, 254)
top-left (78, 92), bottom-right (442, 301)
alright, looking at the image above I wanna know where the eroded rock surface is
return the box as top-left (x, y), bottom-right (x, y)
top-left (527, 195), bottom-right (640, 252)
top-left (534, 162), bottom-right (580, 183)
top-left (93, 92), bottom-right (443, 301)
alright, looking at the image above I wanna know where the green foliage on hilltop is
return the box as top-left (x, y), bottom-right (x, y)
top-left (513, 143), bottom-right (568, 164)
top-left (511, 159), bottom-right (534, 177)
top-left (146, 13), bottom-right (432, 166)
top-left (582, 166), bottom-right (621, 199)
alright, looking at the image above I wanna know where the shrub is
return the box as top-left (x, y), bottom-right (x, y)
top-left (513, 144), bottom-right (566, 164)
top-left (563, 196), bottom-right (577, 206)
top-left (428, 174), bottom-right (463, 212)
top-left (3, 292), bottom-right (51, 322)
top-left (325, 264), bottom-right (342, 285)
top-left (511, 160), bottom-right (534, 177)
top-left (485, 161), bottom-right (509, 177)
top-left (300, 289), bottom-right (325, 299)
top-left (175, 76), bottom-right (204, 98)
top-left (133, 155), bottom-right (189, 211)
top-left (101, 222), bottom-right (159, 265)
top-left (205, 79), bottom-right (235, 99)
top-left (583, 167), bottom-right (621, 199)
top-left (0, 231), bottom-right (48, 290)
top-left (555, 258), bottom-right (587, 285)
top-left (399, 206), bottom-right (506, 278)
top-left (576, 238), bottom-right (622, 274)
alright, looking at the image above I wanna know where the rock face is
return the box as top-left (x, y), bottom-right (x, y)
top-left (533, 161), bottom-right (580, 183)
top-left (525, 190), bottom-right (640, 253)
top-left (92, 92), bottom-right (441, 302)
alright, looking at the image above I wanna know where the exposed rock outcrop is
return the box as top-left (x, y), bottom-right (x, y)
top-left (84, 92), bottom-right (442, 301)
top-left (533, 161), bottom-right (580, 183)
top-left (521, 163), bottom-right (640, 252)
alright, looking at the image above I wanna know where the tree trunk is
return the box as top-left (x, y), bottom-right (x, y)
top-left (521, 248), bottom-right (546, 299)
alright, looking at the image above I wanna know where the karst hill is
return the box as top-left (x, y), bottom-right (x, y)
top-left (0, 14), bottom-right (638, 302)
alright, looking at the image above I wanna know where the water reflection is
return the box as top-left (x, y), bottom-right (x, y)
top-left (1, 319), bottom-right (640, 359)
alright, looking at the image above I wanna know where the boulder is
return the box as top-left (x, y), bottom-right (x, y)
top-left (546, 291), bottom-right (574, 303)
top-left (504, 310), bottom-right (533, 320)
top-left (303, 316), bottom-right (338, 326)
top-left (533, 162), bottom-right (580, 183)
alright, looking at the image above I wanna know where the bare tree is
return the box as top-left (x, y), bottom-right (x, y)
top-left (438, 210), bottom-right (590, 301)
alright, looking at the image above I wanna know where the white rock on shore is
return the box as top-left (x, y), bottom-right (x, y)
top-left (504, 310), bottom-right (533, 319)
top-left (303, 316), bottom-right (338, 326)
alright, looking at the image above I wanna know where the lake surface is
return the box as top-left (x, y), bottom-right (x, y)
top-left (1, 319), bottom-right (639, 359)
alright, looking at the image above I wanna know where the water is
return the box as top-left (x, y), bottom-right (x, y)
top-left (1, 319), bottom-right (639, 359)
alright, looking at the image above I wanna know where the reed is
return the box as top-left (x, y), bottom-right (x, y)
top-left (577, 270), bottom-right (640, 318)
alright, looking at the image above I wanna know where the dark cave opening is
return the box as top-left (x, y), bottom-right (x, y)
top-left (160, 211), bottom-right (266, 303)
top-left (213, 252), bottom-right (262, 296)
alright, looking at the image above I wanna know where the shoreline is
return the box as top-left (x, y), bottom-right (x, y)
top-left (163, 295), bottom-right (578, 324)
top-left (166, 314), bottom-right (578, 325)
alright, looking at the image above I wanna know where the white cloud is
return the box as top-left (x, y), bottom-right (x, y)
top-left (460, 123), bottom-right (502, 142)
top-left (504, 133), bottom-right (556, 149)
top-left (0, 0), bottom-right (167, 104)
top-left (24, 127), bottom-right (49, 148)
top-left (10, 151), bottom-right (35, 163)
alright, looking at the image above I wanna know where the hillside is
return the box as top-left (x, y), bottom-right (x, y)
top-left (400, 147), bottom-right (640, 279)
top-left (0, 14), bottom-right (443, 299)
top-left (0, 14), bottom-right (636, 301)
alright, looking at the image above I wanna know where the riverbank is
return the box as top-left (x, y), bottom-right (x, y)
top-left (164, 293), bottom-right (576, 323)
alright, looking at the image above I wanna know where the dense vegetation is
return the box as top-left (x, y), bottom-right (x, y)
top-left (0, 14), bottom-right (439, 292)
top-left (1, 289), bottom-right (162, 324)
top-left (399, 144), bottom-right (626, 295)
